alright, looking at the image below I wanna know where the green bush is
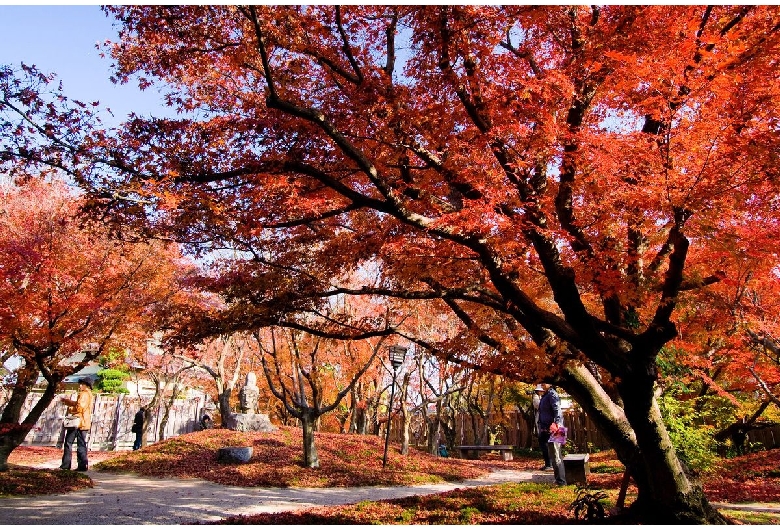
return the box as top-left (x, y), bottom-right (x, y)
top-left (96, 368), bottom-right (130, 394)
top-left (658, 394), bottom-right (717, 472)
top-left (459, 506), bottom-right (481, 524)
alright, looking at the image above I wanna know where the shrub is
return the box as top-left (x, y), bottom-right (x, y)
top-left (570, 485), bottom-right (607, 522)
top-left (96, 368), bottom-right (130, 394)
top-left (658, 394), bottom-right (717, 472)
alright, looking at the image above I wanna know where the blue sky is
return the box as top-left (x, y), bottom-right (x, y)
top-left (0, 5), bottom-right (167, 125)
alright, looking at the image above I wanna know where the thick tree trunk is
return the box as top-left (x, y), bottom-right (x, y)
top-left (355, 407), bottom-right (368, 434)
top-left (0, 375), bottom-right (60, 471)
top-left (562, 363), bottom-right (727, 524)
top-left (218, 389), bottom-right (233, 428)
top-left (620, 375), bottom-right (726, 524)
top-left (140, 394), bottom-right (160, 449)
top-left (370, 400), bottom-right (381, 435)
top-left (0, 429), bottom-right (29, 472)
top-left (468, 408), bottom-right (483, 445)
top-left (300, 414), bottom-right (319, 468)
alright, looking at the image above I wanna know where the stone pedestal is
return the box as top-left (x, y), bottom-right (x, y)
top-left (563, 453), bottom-right (590, 485)
top-left (217, 446), bottom-right (253, 464)
top-left (225, 412), bottom-right (277, 433)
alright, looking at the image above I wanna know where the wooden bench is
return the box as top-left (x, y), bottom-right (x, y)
top-left (456, 445), bottom-right (515, 461)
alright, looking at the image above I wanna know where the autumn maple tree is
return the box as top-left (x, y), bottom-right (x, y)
top-left (170, 333), bottom-right (256, 429)
top-left (0, 178), bottom-right (190, 469)
top-left (668, 248), bottom-right (780, 454)
top-left (131, 334), bottom-right (202, 447)
top-left (3, 5), bottom-right (780, 523)
top-left (251, 326), bottom-right (387, 468)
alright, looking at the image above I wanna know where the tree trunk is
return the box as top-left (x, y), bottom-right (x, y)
top-left (518, 403), bottom-right (536, 449)
top-left (0, 428), bottom-right (29, 472)
top-left (427, 401), bottom-right (443, 455)
top-left (621, 376), bottom-right (725, 524)
top-left (562, 363), bottom-right (727, 524)
top-left (355, 406), bottom-right (368, 434)
top-left (140, 407), bottom-right (153, 449)
top-left (348, 387), bottom-right (360, 434)
top-left (482, 379), bottom-right (496, 443)
top-left (218, 388), bottom-right (233, 428)
top-left (399, 373), bottom-right (411, 455)
top-left (468, 407), bottom-right (484, 445)
top-left (441, 398), bottom-right (457, 450)
top-left (400, 409), bottom-right (412, 456)
top-left (337, 405), bottom-right (349, 434)
top-left (157, 385), bottom-right (179, 442)
top-left (369, 397), bottom-right (381, 435)
top-left (300, 413), bottom-right (319, 468)
top-left (0, 374), bottom-right (60, 471)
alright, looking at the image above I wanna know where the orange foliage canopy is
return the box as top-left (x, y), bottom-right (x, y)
top-left (2, 6), bottom-right (780, 522)
top-left (0, 178), bottom-right (192, 466)
top-left (0, 179), bottom-right (189, 379)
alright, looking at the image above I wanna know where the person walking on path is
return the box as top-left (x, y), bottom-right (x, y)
top-left (59, 378), bottom-right (95, 471)
top-left (538, 383), bottom-right (566, 486)
top-left (132, 406), bottom-right (146, 450)
top-left (532, 384), bottom-right (549, 470)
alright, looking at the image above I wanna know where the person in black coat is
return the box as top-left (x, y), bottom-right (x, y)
top-left (132, 406), bottom-right (145, 450)
top-left (537, 384), bottom-right (566, 486)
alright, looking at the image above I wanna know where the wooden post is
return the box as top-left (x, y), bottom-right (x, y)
top-left (616, 470), bottom-right (631, 510)
top-left (87, 392), bottom-right (98, 451)
top-left (110, 394), bottom-right (124, 450)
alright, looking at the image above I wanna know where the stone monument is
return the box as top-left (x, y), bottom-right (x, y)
top-left (227, 371), bottom-right (276, 433)
top-left (238, 372), bottom-right (259, 414)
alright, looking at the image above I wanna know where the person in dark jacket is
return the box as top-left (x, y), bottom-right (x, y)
top-left (132, 406), bottom-right (145, 451)
top-left (537, 384), bottom-right (566, 485)
top-left (532, 384), bottom-right (548, 469)
top-left (199, 414), bottom-right (213, 430)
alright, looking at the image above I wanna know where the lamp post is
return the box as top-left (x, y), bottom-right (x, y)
top-left (382, 345), bottom-right (407, 469)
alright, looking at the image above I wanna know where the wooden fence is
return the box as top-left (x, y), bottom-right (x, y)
top-left (390, 411), bottom-right (779, 452)
top-left (391, 409), bottom-right (612, 452)
top-left (12, 391), bottom-right (206, 450)
top-left (12, 391), bottom-right (777, 453)
top-left (748, 424), bottom-right (780, 449)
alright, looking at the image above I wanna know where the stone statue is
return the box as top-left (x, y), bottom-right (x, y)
top-left (238, 371), bottom-right (259, 414)
top-left (228, 371), bottom-right (276, 433)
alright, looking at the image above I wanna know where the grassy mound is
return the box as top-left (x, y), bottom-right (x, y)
top-left (93, 426), bottom-right (529, 487)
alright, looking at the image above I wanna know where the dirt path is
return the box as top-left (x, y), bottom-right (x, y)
top-left (3, 457), bottom-right (778, 524)
top-left (0, 466), bottom-right (546, 525)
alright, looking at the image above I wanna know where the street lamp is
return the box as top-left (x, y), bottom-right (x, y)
top-left (382, 345), bottom-right (407, 469)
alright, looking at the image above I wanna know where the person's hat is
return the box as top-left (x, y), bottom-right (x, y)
top-left (534, 384), bottom-right (544, 392)
top-left (78, 378), bottom-right (93, 389)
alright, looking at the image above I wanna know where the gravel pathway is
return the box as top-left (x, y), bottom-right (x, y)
top-left (3, 458), bottom-right (778, 524)
top-left (0, 465), bottom-right (550, 525)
